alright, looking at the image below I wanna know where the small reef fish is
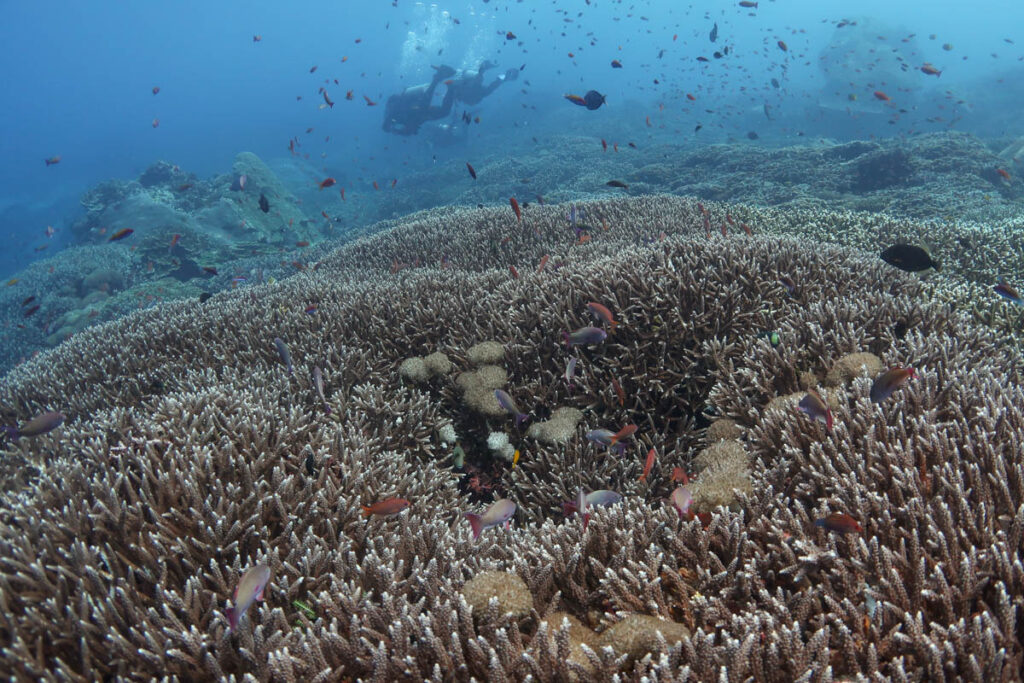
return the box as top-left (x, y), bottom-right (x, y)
top-left (313, 366), bottom-right (330, 414)
top-left (610, 59), bottom-right (623, 68)
top-left (23, 305), bottom-right (40, 317)
top-left (108, 228), bottom-right (134, 242)
top-left (670, 486), bottom-right (693, 518)
top-left (870, 367), bottom-right (915, 403)
top-left (361, 498), bottom-right (410, 518)
top-left (778, 275), bottom-right (796, 296)
top-left (152, 118), bottom-right (159, 128)
top-left (168, 233), bottom-right (180, 253)
top-left (274, 337), bottom-right (294, 376)
top-left (611, 378), bottom-right (625, 406)
top-left (564, 90), bottom-right (606, 110)
top-left (509, 197), bottom-right (521, 222)
top-left (44, 156), bottom-right (61, 166)
top-left (564, 357), bottom-right (578, 390)
top-left (318, 177), bottom-right (337, 190)
top-left (880, 244), bottom-right (940, 272)
top-left (152, 86), bottom-right (160, 95)
top-left (5, 278), bottom-right (19, 287)
top-left (494, 389), bottom-right (529, 426)
top-left (798, 390), bottom-right (833, 430)
top-left (609, 424), bottom-right (637, 446)
top-left (639, 447), bottom-right (656, 482)
top-left (587, 302), bottom-right (618, 331)
top-left (996, 168), bottom-right (1011, 181)
top-left (464, 499), bottom-right (517, 540)
top-left (585, 428), bottom-right (626, 455)
top-left (920, 63), bottom-right (941, 76)
top-left (777, 40), bottom-right (788, 52)
top-left (466, 162), bottom-right (477, 179)
top-left (258, 194), bottom-right (270, 213)
top-left (202, 266), bottom-right (218, 275)
top-left (815, 513), bottom-right (863, 534)
top-left (2, 411), bottom-right (64, 440)
top-left (561, 490), bottom-right (622, 518)
top-left (739, 1), bottom-right (758, 7)
top-left (226, 564), bottom-right (271, 632)
top-left (873, 91), bottom-right (891, 101)
top-left (606, 180), bottom-right (629, 190)
top-left (993, 281), bottom-right (1023, 304)
top-left (563, 326), bottom-right (607, 347)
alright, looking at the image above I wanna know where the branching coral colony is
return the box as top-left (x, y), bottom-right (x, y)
top-left (1, 195), bottom-right (1022, 680)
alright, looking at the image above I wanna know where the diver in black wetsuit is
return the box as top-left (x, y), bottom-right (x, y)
top-left (381, 62), bottom-right (518, 136)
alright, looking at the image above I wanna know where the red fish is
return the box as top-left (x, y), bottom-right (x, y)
top-left (611, 377), bottom-right (625, 406)
top-left (361, 498), bottom-right (411, 518)
top-left (108, 228), bottom-right (134, 242)
top-left (997, 168), bottom-right (1011, 181)
top-left (686, 93), bottom-right (696, 101)
top-left (318, 177), bottom-right (336, 190)
top-left (564, 94), bottom-right (587, 106)
top-left (509, 265), bottom-right (519, 278)
top-left (609, 424), bottom-right (637, 446)
top-left (920, 63), bottom-right (941, 76)
top-left (168, 233), bottom-right (180, 253)
top-left (870, 367), bottom-right (915, 403)
top-left (373, 180), bottom-right (380, 190)
top-left (873, 91), bottom-right (891, 101)
top-left (815, 513), bottom-right (862, 534)
top-left (538, 254), bottom-right (549, 272)
top-left (509, 197), bottom-right (521, 221)
top-left (639, 447), bottom-right (656, 482)
top-left (671, 467), bottom-right (689, 484)
top-left (363, 95), bottom-right (378, 106)
top-left (466, 162), bottom-right (477, 179)
top-left (586, 302), bottom-right (618, 331)
top-left (741, 222), bottom-right (753, 236)
top-left (601, 138), bottom-right (607, 151)
top-left (44, 156), bottom-right (61, 166)
top-left (296, 241), bottom-right (310, 247)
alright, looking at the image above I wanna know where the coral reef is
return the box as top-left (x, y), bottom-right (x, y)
top-left (1, 195), bottom-right (1023, 681)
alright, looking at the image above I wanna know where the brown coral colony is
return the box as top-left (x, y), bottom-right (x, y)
top-left (1, 194), bottom-right (1023, 681)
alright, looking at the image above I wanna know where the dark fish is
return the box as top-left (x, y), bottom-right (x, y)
top-left (709, 22), bottom-right (718, 42)
top-left (274, 337), bottom-right (294, 376)
top-left (771, 77), bottom-right (780, 88)
top-left (198, 292), bottom-right (213, 303)
top-left (610, 59), bottom-right (623, 68)
top-left (258, 194), bottom-right (270, 213)
top-left (3, 410), bottom-right (64, 440)
top-left (747, 131), bottom-right (759, 140)
top-left (606, 180), bottom-right (629, 190)
top-left (23, 305), bottom-right (40, 317)
top-left (466, 162), bottom-right (477, 179)
top-left (21, 295), bottom-right (35, 307)
top-left (880, 244), bottom-right (941, 272)
top-left (993, 281), bottom-right (1023, 304)
top-left (583, 90), bottom-right (606, 110)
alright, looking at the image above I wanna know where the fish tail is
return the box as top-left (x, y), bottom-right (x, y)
top-left (0, 426), bottom-right (17, 440)
top-left (361, 506), bottom-right (373, 518)
top-left (610, 321), bottom-right (618, 333)
top-left (561, 502), bottom-right (577, 517)
top-left (562, 331), bottom-right (571, 346)
top-left (515, 412), bottom-right (529, 427)
top-left (225, 607), bottom-right (238, 631)
top-left (464, 513), bottom-right (483, 540)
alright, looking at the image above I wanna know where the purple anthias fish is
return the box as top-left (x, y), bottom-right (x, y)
top-left (313, 366), bottom-right (331, 414)
top-left (585, 429), bottom-right (626, 455)
top-left (564, 326), bottom-right (607, 347)
top-left (2, 410), bottom-right (64, 440)
top-left (561, 489), bottom-right (623, 520)
top-left (274, 337), bottom-right (294, 376)
top-left (798, 390), bottom-right (833, 431)
top-left (464, 499), bottom-right (517, 540)
top-left (226, 563), bottom-right (271, 632)
top-left (494, 389), bottom-right (529, 426)
top-left (870, 367), bottom-right (915, 403)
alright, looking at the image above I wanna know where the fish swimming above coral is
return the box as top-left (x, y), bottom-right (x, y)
top-left (880, 244), bottom-right (941, 272)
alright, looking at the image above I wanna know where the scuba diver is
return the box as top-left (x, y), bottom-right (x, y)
top-left (381, 61), bottom-right (518, 136)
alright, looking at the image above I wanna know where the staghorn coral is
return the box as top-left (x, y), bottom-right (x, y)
top-left (1, 195), bottom-right (1023, 681)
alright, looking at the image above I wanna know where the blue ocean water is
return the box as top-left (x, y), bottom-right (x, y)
top-left (1, 0), bottom-right (1022, 365)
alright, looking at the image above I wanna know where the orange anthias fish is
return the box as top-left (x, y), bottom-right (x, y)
top-left (509, 197), bottom-right (521, 222)
top-left (586, 302), bottom-right (618, 331)
top-left (108, 228), bottom-right (134, 242)
top-left (815, 513), bottom-right (863, 534)
top-left (564, 94), bottom-right (587, 106)
top-left (996, 168), bottom-right (1011, 181)
top-left (361, 498), bottom-right (411, 518)
top-left (44, 156), bottom-right (61, 166)
top-left (538, 254), bottom-right (549, 272)
top-left (609, 424), bottom-right (637, 446)
top-left (168, 233), bottom-right (180, 253)
top-left (639, 447), bottom-right (656, 482)
top-left (611, 377), bottom-right (625, 406)
top-left (363, 95), bottom-right (378, 106)
top-left (873, 90), bottom-right (891, 101)
top-left (798, 389), bottom-right (833, 430)
top-left (318, 177), bottom-right (336, 190)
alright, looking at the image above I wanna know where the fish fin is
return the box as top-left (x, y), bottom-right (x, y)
top-left (225, 607), bottom-right (238, 631)
top-left (464, 512), bottom-right (482, 540)
top-left (561, 502), bottom-right (577, 517)
top-left (255, 587), bottom-right (265, 602)
top-left (515, 413), bottom-right (529, 427)
top-left (361, 506), bottom-right (372, 518)
top-left (582, 513), bottom-right (590, 532)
